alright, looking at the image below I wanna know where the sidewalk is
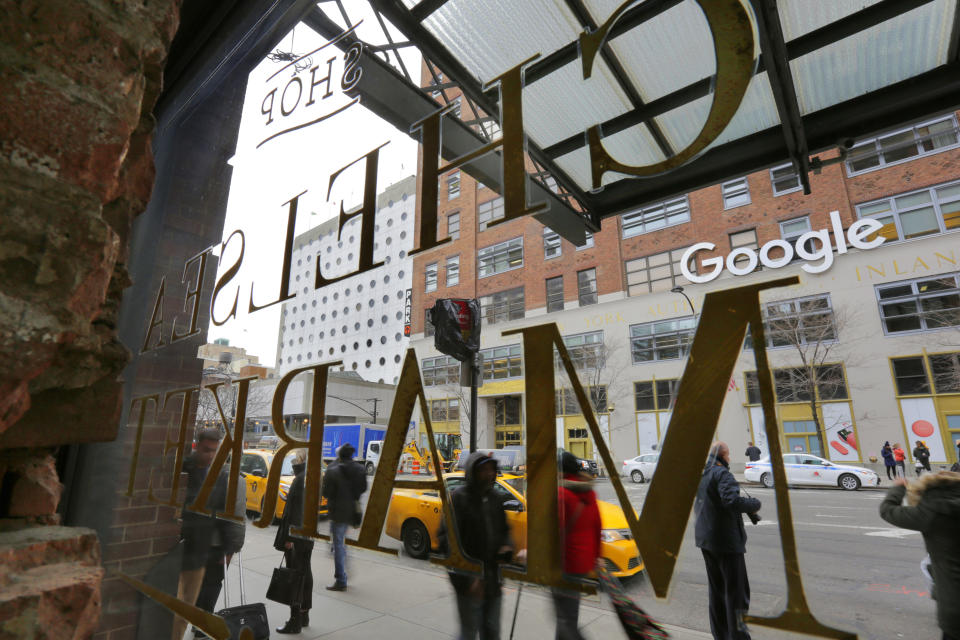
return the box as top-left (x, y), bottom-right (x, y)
top-left (225, 533), bottom-right (714, 639)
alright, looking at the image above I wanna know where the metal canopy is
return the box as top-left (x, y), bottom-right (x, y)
top-left (307, 0), bottom-right (960, 229)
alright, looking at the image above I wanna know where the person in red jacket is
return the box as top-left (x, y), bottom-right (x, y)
top-left (554, 451), bottom-right (602, 640)
top-left (893, 443), bottom-right (907, 478)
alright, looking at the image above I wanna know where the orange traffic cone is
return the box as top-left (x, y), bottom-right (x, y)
top-left (412, 460), bottom-right (420, 475)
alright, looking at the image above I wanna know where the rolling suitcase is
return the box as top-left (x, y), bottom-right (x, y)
top-left (217, 552), bottom-right (270, 639)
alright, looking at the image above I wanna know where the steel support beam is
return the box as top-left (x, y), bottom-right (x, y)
top-left (590, 63), bottom-right (960, 218)
top-left (750, 0), bottom-right (810, 193)
top-left (368, 0), bottom-right (597, 227)
top-left (304, 8), bottom-right (590, 244)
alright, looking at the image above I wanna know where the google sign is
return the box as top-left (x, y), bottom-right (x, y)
top-left (680, 211), bottom-right (885, 284)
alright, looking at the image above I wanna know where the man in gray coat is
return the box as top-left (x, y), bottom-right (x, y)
top-left (694, 441), bottom-right (761, 640)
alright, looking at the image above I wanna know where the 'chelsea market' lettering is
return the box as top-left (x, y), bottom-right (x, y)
top-left (681, 211), bottom-right (885, 284)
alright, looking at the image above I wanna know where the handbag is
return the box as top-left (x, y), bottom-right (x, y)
top-left (596, 565), bottom-right (670, 640)
top-left (217, 552), bottom-right (270, 640)
top-left (266, 555), bottom-right (305, 606)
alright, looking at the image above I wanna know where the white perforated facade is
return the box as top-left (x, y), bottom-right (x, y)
top-left (275, 175), bottom-right (416, 383)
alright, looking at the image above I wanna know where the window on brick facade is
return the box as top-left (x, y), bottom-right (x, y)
top-left (729, 229), bottom-right (760, 272)
top-left (577, 268), bottom-right (598, 306)
top-left (770, 163), bottom-right (802, 196)
top-left (425, 262), bottom-right (438, 292)
top-left (621, 196), bottom-right (690, 237)
top-left (477, 237), bottom-right (522, 277)
top-left (722, 177), bottom-right (751, 208)
top-left (576, 230), bottom-right (594, 250)
top-left (779, 216), bottom-right (814, 260)
top-left (846, 115), bottom-right (960, 175)
top-left (546, 276), bottom-right (564, 313)
top-left (478, 197), bottom-right (505, 231)
top-left (625, 246), bottom-right (696, 295)
top-left (856, 180), bottom-right (960, 243)
top-left (543, 227), bottom-right (561, 259)
top-left (446, 211), bottom-right (460, 240)
top-left (447, 171), bottom-right (460, 200)
top-left (445, 255), bottom-right (459, 287)
top-left (479, 287), bottom-right (524, 324)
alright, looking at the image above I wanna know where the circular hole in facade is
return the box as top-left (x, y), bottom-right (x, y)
top-left (395, 333), bottom-right (402, 341)
top-left (367, 319), bottom-right (374, 327)
top-left (380, 336), bottom-right (387, 344)
top-left (382, 295), bottom-right (389, 303)
top-left (365, 360), bottom-right (371, 368)
top-left (394, 355), bottom-right (401, 363)
top-left (341, 345), bottom-right (347, 353)
top-left (366, 339), bottom-right (373, 347)
top-left (353, 342), bottom-right (359, 350)
top-left (379, 357), bottom-right (386, 365)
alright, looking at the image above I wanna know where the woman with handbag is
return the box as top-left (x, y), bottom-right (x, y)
top-left (273, 450), bottom-right (314, 634)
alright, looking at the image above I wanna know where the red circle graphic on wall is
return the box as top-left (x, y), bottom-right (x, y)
top-left (911, 420), bottom-right (935, 437)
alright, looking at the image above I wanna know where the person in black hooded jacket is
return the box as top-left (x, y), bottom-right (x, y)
top-left (273, 450), bottom-right (314, 634)
top-left (880, 472), bottom-right (960, 640)
top-left (439, 451), bottom-right (513, 640)
top-left (695, 441), bottom-right (761, 640)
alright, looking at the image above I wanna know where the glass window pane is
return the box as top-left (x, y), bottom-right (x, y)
top-left (892, 357), bottom-right (930, 395)
top-left (899, 207), bottom-right (940, 239)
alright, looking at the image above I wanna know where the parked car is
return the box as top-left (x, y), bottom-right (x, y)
top-left (622, 452), bottom-right (659, 483)
top-left (744, 453), bottom-right (880, 491)
top-left (385, 472), bottom-right (644, 577)
top-left (239, 449), bottom-right (328, 520)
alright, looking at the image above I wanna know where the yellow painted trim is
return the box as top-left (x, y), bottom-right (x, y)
top-left (479, 378), bottom-right (525, 396)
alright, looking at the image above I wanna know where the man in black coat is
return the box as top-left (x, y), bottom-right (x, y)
top-left (439, 451), bottom-right (513, 640)
top-left (695, 441), bottom-right (761, 640)
top-left (321, 443), bottom-right (367, 591)
top-left (274, 451), bottom-right (314, 634)
top-left (744, 442), bottom-right (761, 462)
top-left (173, 428), bottom-right (246, 640)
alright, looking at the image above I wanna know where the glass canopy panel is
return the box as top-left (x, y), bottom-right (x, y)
top-left (790, 0), bottom-right (955, 115)
top-left (422, 0), bottom-right (583, 85)
top-left (521, 59), bottom-right (633, 149)
top-left (582, 0), bottom-right (720, 104)
top-left (777, 0), bottom-right (883, 40)
top-left (553, 123), bottom-right (664, 190)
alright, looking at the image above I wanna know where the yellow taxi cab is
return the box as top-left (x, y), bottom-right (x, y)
top-left (384, 472), bottom-right (643, 578)
top-left (239, 449), bottom-right (328, 522)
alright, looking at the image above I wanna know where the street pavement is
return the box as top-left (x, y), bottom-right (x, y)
top-left (214, 474), bottom-right (939, 640)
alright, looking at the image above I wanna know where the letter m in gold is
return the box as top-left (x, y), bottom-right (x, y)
top-left (508, 278), bottom-right (854, 639)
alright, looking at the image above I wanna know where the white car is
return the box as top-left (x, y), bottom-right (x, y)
top-left (744, 453), bottom-right (880, 491)
top-left (622, 453), bottom-right (659, 483)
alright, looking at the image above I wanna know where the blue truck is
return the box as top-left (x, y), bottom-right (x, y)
top-left (318, 423), bottom-right (386, 464)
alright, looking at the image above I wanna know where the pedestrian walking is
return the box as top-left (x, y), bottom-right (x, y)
top-left (439, 452), bottom-right (514, 640)
top-left (913, 440), bottom-right (932, 476)
top-left (881, 442), bottom-right (896, 480)
top-left (172, 428), bottom-right (246, 640)
top-left (321, 443), bottom-right (367, 591)
top-left (879, 472), bottom-right (960, 640)
top-left (554, 451), bottom-right (602, 640)
top-left (274, 451), bottom-right (314, 634)
top-left (893, 443), bottom-right (907, 478)
top-left (694, 442), bottom-right (761, 640)
top-left (744, 442), bottom-right (761, 463)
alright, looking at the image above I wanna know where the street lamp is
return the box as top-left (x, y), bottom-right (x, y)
top-left (670, 286), bottom-right (695, 316)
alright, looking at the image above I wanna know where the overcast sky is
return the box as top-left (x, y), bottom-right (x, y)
top-left (206, 9), bottom-right (422, 365)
